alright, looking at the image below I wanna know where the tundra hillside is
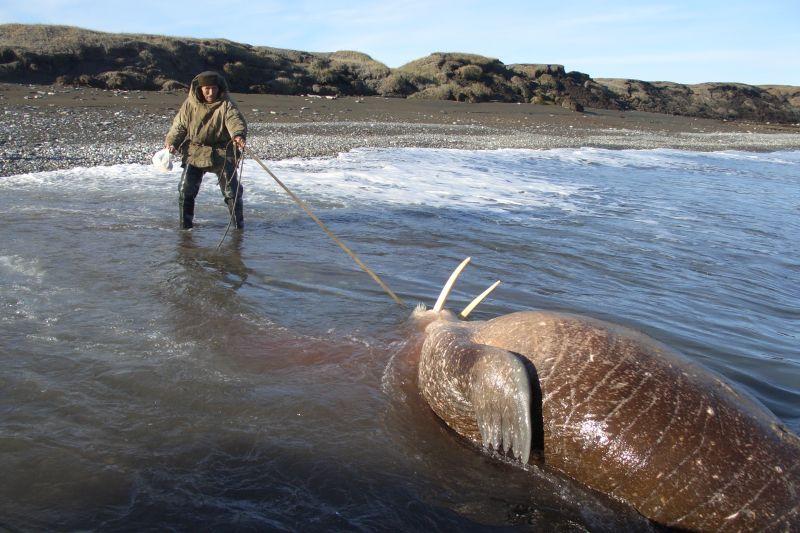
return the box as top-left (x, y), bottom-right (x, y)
top-left (1, 23), bottom-right (799, 124)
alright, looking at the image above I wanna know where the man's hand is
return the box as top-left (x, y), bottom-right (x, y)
top-left (165, 142), bottom-right (176, 154)
top-left (233, 136), bottom-right (246, 150)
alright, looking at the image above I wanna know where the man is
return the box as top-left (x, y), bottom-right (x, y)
top-left (165, 71), bottom-right (247, 230)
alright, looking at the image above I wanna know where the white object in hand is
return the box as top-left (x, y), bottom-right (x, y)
top-left (152, 148), bottom-right (173, 171)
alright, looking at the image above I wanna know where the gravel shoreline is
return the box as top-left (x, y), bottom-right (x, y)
top-left (2, 83), bottom-right (799, 176)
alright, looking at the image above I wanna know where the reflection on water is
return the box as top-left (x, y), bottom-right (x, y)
top-left (177, 230), bottom-right (250, 290)
top-left (0, 148), bottom-right (797, 530)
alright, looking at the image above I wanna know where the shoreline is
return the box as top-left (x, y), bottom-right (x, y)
top-left (2, 83), bottom-right (800, 176)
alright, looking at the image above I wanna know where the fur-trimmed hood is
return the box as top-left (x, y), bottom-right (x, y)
top-left (188, 71), bottom-right (231, 105)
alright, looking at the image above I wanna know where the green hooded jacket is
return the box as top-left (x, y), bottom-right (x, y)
top-left (165, 71), bottom-right (247, 171)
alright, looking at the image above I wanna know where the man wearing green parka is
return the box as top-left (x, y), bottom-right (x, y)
top-left (165, 71), bottom-right (247, 229)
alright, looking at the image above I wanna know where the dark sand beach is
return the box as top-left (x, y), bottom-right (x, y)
top-left (2, 82), bottom-right (799, 176)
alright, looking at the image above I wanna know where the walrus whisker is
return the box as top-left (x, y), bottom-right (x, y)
top-left (433, 257), bottom-right (471, 312)
top-left (459, 280), bottom-right (501, 319)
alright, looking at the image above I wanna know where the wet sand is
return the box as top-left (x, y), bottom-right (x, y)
top-left (1, 82), bottom-right (799, 176)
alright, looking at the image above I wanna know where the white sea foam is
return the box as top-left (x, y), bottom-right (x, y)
top-left (0, 255), bottom-right (44, 282)
top-left (2, 148), bottom-right (797, 217)
top-left (258, 148), bottom-right (586, 212)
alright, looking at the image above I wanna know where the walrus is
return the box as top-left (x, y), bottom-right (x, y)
top-left (412, 258), bottom-right (799, 531)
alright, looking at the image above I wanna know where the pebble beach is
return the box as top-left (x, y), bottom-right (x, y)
top-left (2, 82), bottom-right (800, 176)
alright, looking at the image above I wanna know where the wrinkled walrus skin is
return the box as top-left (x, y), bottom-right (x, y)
top-left (415, 309), bottom-right (800, 531)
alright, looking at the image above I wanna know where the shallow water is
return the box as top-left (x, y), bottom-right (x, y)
top-left (1, 147), bottom-right (798, 530)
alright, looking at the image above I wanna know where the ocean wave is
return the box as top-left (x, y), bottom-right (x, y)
top-left (2, 148), bottom-right (797, 218)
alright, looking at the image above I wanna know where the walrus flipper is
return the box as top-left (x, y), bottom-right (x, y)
top-left (469, 346), bottom-right (532, 463)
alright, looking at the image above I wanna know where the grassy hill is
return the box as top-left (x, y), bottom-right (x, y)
top-left (1, 24), bottom-right (798, 123)
top-left (0, 24), bottom-right (389, 95)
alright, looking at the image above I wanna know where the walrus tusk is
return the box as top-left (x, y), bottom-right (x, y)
top-left (433, 257), bottom-right (471, 312)
top-left (459, 280), bottom-right (501, 319)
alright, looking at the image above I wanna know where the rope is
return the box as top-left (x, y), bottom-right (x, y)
top-left (216, 140), bottom-right (244, 250)
top-left (244, 146), bottom-right (406, 308)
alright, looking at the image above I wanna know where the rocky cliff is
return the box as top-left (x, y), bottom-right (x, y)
top-left (2, 24), bottom-right (798, 124)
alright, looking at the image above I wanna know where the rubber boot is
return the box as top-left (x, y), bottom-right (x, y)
top-left (179, 192), bottom-right (195, 229)
top-left (179, 165), bottom-right (203, 229)
top-left (219, 161), bottom-right (244, 230)
top-left (226, 197), bottom-right (244, 230)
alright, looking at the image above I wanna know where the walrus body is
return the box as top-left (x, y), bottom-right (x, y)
top-left (415, 308), bottom-right (800, 531)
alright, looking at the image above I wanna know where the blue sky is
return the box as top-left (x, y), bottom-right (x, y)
top-left (1, 0), bottom-right (798, 85)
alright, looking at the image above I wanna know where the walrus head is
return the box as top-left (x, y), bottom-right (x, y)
top-left (413, 258), bottom-right (532, 463)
